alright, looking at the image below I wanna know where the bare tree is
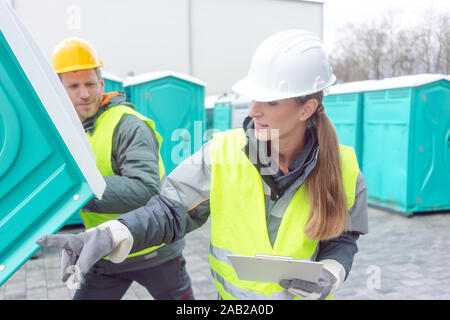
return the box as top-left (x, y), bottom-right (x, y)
top-left (414, 10), bottom-right (439, 73)
top-left (330, 9), bottom-right (450, 83)
top-left (329, 23), bottom-right (372, 82)
top-left (393, 30), bottom-right (416, 75)
top-left (435, 13), bottom-right (450, 74)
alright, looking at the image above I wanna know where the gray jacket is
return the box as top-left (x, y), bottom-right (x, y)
top-left (117, 122), bottom-right (369, 279)
top-left (82, 92), bottom-right (185, 274)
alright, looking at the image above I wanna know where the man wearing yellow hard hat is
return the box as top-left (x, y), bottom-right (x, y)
top-left (50, 38), bottom-right (194, 300)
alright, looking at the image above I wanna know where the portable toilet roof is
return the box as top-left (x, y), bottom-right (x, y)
top-left (123, 70), bottom-right (206, 88)
top-left (328, 74), bottom-right (450, 94)
top-left (0, 0), bottom-right (105, 285)
top-left (215, 92), bottom-right (251, 106)
top-left (102, 71), bottom-right (124, 83)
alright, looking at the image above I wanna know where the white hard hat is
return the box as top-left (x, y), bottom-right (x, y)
top-left (232, 29), bottom-right (336, 102)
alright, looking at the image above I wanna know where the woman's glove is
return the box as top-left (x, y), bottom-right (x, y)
top-left (279, 259), bottom-right (346, 300)
top-left (35, 220), bottom-right (133, 289)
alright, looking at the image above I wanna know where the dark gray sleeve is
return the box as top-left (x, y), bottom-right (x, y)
top-left (347, 171), bottom-right (369, 234)
top-left (315, 170), bottom-right (369, 279)
top-left (315, 232), bottom-right (360, 280)
top-left (117, 141), bottom-right (212, 253)
top-left (83, 115), bottom-right (161, 213)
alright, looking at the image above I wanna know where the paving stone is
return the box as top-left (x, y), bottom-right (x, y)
top-left (1, 207), bottom-right (449, 300)
top-left (3, 281), bottom-right (26, 300)
top-left (47, 286), bottom-right (71, 300)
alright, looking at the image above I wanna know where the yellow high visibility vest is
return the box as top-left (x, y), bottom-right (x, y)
top-left (208, 129), bottom-right (359, 300)
top-left (81, 104), bottom-right (165, 259)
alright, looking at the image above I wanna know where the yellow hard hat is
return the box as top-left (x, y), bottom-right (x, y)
top-left (52, 37), bottom-right (103, 74)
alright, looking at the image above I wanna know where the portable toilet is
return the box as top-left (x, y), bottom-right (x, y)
top-left (123, 71), bottom-right (206, 174)
top-left (213, 93), bottom-right (233, 132)
top-left (229, 94), bottom-right (251, 129)
top-left (213, 93), bottom-right (251, 132)
top-left (324, 80), bottom-right (373, 165)
top-left (360, 74), bottom-right (450, 215)
top-left (0, 1), bottom-right (105, 285)
top-left (204, 94), bottom-right (220, 141)
top-left (102, 71), bottom-right (124, 93)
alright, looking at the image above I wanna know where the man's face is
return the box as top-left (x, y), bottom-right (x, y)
top-left (60, 69), bottom-right (104, 122)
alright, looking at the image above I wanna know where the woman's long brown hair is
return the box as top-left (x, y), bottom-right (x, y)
top-left (295, 91), bottom-right (348, 241)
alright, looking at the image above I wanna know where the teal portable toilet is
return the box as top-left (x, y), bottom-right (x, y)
top-left (228, 94), bottom-right (251, 129)
top-left (213, 93), bottom-right (251, 132)
top-left (204, 95), bottom-right (220, 141)
top-left (213, 94), bottom-right (233, 132)
top-left (0, 1), bottom-right (105, 286)
top-left (123, 71), bottom-right (206, 174)
top-left (324, 81), bottom-right (370, 165)
top-left (102, 71), bottom-right (124, 93)
top-left (360, 74), bottom-right (450, 215)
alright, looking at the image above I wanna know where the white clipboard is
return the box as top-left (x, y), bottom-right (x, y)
top-left (227, 254), bottom-right (323, 284)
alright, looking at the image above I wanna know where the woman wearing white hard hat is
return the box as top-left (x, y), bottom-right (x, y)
top-left (37, 30), bottom-right (368, 300)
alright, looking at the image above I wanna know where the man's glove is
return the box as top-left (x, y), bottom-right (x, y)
top-left (279, 259), bottom-right (346, 300)
top-left (35, 220), bottom-right (133, 289)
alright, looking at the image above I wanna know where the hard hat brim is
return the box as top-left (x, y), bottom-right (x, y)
top-left (232, 75), bottom-right (336, 102)
top-left (55, 63), bottom-right (103, 74)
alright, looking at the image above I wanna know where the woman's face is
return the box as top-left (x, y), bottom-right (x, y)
top-left (248, 97), bottom-right (303, 142)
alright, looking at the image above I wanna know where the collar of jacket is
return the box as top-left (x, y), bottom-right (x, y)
top-left (83, 91), bottom-right (136, 135)
top-left (242, 116), bottom-right (319, 201)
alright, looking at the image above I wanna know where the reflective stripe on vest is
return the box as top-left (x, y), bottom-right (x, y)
top-left (80, 104), bottom-right (166, 259)
top-left (209, 244), bottom-right (297, 300)
top-left (208, 129), bottom-right (359, 300)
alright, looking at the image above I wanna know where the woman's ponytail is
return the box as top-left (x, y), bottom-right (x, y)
top-left (296, 92), bottom-right (349, 241)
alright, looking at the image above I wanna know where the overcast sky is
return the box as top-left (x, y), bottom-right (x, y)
top-left (322, 0), bottom-right (450, 50)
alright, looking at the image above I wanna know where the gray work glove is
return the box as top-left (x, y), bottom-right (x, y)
top-left (35, 227), bottom-right (114, 289)
top-left (279, 259), bottom-right (346, 300)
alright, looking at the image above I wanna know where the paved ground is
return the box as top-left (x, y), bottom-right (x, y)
top-left (1, 206), bottom-right (449, 300)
